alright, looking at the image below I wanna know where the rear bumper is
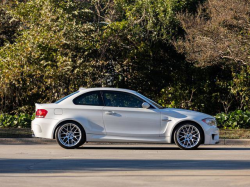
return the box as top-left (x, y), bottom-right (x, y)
top-left (31, 118), bottom-right (58, 139)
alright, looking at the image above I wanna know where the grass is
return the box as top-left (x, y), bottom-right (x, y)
top-left (0, 128), bottom-right (31, 138)
top-left (220, 129), bottom-right (250, 139)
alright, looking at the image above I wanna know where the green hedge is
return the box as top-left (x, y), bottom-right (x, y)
top-left (1, 110), bottom-right (250, 129)
top-left (0, 113), bottom-right (35, 128)
top-left (215, 110), bottom-right (250, 129)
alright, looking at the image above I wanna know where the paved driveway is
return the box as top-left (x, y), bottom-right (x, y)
top-left (0, 144), bottom-right (250, 187)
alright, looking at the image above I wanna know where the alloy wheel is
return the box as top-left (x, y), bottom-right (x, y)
top-left (176, 125), bottom-right (200, 148)
top-left (57, 123), bottom-right (82, 147)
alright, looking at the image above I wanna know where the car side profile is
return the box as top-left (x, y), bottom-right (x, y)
top-left (32, 87), bottom-right (219, 149)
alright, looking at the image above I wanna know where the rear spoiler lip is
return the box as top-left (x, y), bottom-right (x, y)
top-left (35, 103), bottom-right (38, 111)
top-left (35, 103), bottom-right (41, 109)
top-left (35, 103), bottom-right (56, 110)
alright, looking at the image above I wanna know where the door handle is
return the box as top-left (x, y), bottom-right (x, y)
top-left (105, 111), bottom-right (116, 115)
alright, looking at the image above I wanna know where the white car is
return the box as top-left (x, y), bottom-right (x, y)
top-left (32, 87), bottom-right (219, 149)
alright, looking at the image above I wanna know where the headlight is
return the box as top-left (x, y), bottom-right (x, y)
top-left (202, 118), bottom-right (217, 127)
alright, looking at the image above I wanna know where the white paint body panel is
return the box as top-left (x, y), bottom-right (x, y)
top-left (103, 107), bottom-right (161, 137)
top-left (31, 88), bottom-right (219, 145)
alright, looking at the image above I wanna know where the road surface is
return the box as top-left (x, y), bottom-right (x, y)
top-left (0, 143), bottom-right (250, 186)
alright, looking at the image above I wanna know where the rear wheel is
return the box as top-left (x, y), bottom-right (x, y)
top-left (174, 123), bottom-right (203, 150)
top-left (55, 122), bottom-right (85, 149)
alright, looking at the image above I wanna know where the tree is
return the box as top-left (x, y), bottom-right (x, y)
top-left (0, 0), bottom-right (98, 113)
top-left (0, 0), bottom-right (202, 114)
top-left (174, 0), bottom-right (250, 67)
top-left (173, 0), bottom-right (250, 112)
top-left (91, 0), bottom-right (202, 97)
top-left (0, 6), bottom-right (20, 47)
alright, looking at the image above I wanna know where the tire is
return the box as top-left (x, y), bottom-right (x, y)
top-left (55, 121), bottom-right (86, 149)
top-left (174, 122), bottom-right (203, 150)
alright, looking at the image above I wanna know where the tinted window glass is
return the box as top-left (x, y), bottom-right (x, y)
top-left (55, 91), bottom-right (79, 104)
top-left (73, 91), bottom-right (102, 106)
top-left (103, 91), bottom-right (144, 108)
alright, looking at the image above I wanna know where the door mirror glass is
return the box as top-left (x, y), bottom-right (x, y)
top-left (142, 102), bottom-right (150, 109)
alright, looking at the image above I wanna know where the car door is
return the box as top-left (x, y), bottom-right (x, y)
top-left (102, 91), bottom-right (161, 137)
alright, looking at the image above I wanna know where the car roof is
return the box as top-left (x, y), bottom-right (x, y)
top-left (79, 87), bottom-right (137, 94)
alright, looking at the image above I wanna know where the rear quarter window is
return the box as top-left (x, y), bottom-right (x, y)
top-left (73, 91), bottom-right (103, 106)
top-left (55, 91), bottom-right (80, 104)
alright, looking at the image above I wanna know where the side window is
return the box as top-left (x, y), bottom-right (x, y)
top-left (73, 91), bottom-right (103, 106)
top-left (55, 91), bottom-right (79, 104)
top-left (103, 91), bottom-right (144, 108)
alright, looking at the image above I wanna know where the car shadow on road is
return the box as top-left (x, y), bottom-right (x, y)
top-left (79, 146), bottom-right (180, 150)
top-left (79, 146), bottom-right (250, 151)
top-left (1, 158), bottom-right (250, 173)
top-left (199, 147), bottom-right (250, 150)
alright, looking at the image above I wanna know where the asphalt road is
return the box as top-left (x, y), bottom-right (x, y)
top-left (0, 144), bottom-right (250, 187)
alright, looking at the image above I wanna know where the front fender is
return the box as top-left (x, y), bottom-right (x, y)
top-left (162, 118), bottom-right (206, 143)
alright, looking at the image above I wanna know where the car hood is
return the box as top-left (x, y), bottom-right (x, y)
top-left (160, 108), bottom-right (213, 120)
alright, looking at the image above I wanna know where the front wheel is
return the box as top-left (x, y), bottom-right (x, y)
top-left (55, 122), bottom-right (85, 149)
top-left (174, 123), bottom-right (203, 150)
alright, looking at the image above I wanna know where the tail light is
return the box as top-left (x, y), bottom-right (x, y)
top-left (36, 109), bottom-right (48, 118)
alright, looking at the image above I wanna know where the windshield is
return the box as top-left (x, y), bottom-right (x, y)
top-left (136, 92), bottom-right (164, 109)
top-left (55, 91), bottom-right (79, 104)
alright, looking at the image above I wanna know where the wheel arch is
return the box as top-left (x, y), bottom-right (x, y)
top-left (53, 120), bottom-right (86, 140)
top-left (170, 120), bottom-right (205, 144)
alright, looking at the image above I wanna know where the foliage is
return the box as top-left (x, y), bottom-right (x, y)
top-left (215, 110), bottom-right (250, 129)
top-left (88, 0), bottom-right (203, 97)
top-left (0, 113), bottom-right (35, 128)
top-left (0, 0), bottom-right (202, 114)
top-left (175, 0), bottom-right (250, 67)
top-left (172, 0), bottom-right (250, 113)
top-left (0, 0), bottom-right (98, 113)
top-left (2, 110), bottom-right (250, 129)
top-left (0, 0), bottom-right (249, 117)
top-left (213, 66), bottom-right (250, 113)
top-left (0, 7), bottom-right (20, 47)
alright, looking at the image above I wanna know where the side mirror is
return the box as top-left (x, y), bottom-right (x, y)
top-left (142, 102), bottom-right (150, 109)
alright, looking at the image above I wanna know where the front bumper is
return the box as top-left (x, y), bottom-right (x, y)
top-left (31, 130), bottom-right (35, 137)
top-left (204, 127), bottom-right (220, 144)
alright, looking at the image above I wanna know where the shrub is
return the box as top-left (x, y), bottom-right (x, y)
top-left (215, 110), bottom-right (250, 129)
top-left (1, 110), bottom-right (250, 130)
top-left (0, 113), bottom-right (35, 128)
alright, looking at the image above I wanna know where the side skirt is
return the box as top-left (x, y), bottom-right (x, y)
top-left (86, 134), bottom-right (170, 143)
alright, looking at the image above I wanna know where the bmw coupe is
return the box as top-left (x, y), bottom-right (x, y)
top-left (32, 88), bottom-right (219, 149)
